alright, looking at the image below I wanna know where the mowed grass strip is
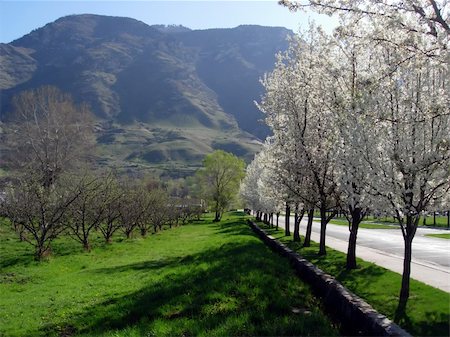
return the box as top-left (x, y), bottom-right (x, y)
top-left (259, 223), bottom-right (450, 337)
top-left (0, 213), bottom-right (338, 337)
top-left (316, 213), bottom-right (450, 228)
top-left (326, 218), bottom-right (397, 229)
top-left (425, 233), bottom-right (450, 240)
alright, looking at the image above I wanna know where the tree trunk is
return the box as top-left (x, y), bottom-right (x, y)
top-left (346, 228), bottom-right (358, 269)
top-left (140, 227), bottom-right (147, 237)
top-left (294, 208), bottom-right (299, 241)
top-left (35, 242), bottom-right (51, 261)
top-left (293, 207), bottom-right (304, 243)
top-left (346, 208), bottom-right (362, 270)
top-left (447, 211), bottom-right (449, 228)
top-left (19, 229), bottom-right (26, 242)
top-left (285, 203), bottom-right (290, 236)
top-left (319, 207), bottom-right (327, 255)
top-left (303, 209), bottom-right (314, 247)
top-left (125, 229), bottom-right (132, 239)
top-left (396, 235), bottom-right (413, 320)
top-left (214, 209), bottom-right (221, 222)
top-left (83, 239), bottom-right (91, 252)
top-left (276, 212), bottom-right (280, 230)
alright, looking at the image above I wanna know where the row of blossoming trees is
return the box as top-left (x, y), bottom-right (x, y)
top-left (240, 0), bottom-right (449, 314)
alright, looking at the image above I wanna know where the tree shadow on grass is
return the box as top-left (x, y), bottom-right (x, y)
top-left (0, 251), bottom-right (35, 268)
top-left (91, 256), bottom-right (188, 274)
top-left (214, 220), bottom-right (255, 237)
top-left (335, 264), bottom-right (386, 284)
top-left (227, 211), bottom-right (246, 217)
top-left (40, 238), bottom-right (338, 337)
top-left (394, 304), bottom-right (450, 337)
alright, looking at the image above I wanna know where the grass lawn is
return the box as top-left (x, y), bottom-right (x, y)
top-left (259, 223), bottom-right (450, 337)
top-left (315, 212), bottom-right (450, 228)
top-left (425, 233), bottom-right (450, 240)
top-left (326, 218), bottom-right (397, 229)
top-left (363, 215), bottom-right (449, 228)
top-left (0, 213), bottom-right (338, 337)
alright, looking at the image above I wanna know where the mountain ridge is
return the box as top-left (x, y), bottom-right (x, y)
top-left (0, 14), bottom-right (291, 176)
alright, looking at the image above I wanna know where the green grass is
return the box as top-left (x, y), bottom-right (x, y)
top-left (425, 233), bottom-right (450, 239)
top-left (259, 223), bottom-right (450, 337)
top-left (314, 212), bottom-right (447, 229)
top-left (0, 213), bottom-right (337, 337)
top-left (327, 218), bottom-right (397, 229)
top-left (363, 215), bottom-right (449, 228)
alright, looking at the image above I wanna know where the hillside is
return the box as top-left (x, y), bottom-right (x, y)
top-left (0, 14), bottom-right (291, 176)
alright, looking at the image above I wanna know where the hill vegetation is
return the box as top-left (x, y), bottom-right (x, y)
top-left (0, 14), bottom-right (291, 176)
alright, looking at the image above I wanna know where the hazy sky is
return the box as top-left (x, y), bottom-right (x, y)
top-left (0, 0), bottom-right (338, 43)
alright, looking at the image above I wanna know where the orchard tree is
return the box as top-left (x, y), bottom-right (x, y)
top-left (5, 86), bottom-right (93, 189)
top-left (2, 172), bottom-right (82, 260)
top-left (96, 173), bottom-right (123, 244)
top-left (66, 172), bottom-right (113, 251)
top-left (119, 180), bottom-right (147, 239)
top-left (148, 189), bottom-right (169, 233)
top-left (196, 150), bottom-right (245, 222)
top-left (1, 86), bottom-right (93, 259)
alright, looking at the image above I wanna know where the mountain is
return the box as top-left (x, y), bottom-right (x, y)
top-left (0, 14), bottom-right (291, 177)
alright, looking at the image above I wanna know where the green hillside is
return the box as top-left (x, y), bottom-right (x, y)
top-left (0, 14), bottom-right (289, 175)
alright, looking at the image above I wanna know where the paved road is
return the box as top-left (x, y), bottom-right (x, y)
top-left (277, 215), bottom-right (450, 292)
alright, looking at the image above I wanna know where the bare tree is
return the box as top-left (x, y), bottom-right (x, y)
top-left (148, 189), bottom-right (169, 233)
top-left (96, 174), bottom-right (123, 244)
top-left (1, 86), bottom-right (94, 260)
top-left (2, 172), bottom-right (82, 260)
top-left (66, 173), bottom-right (106, 251)
top-left (5, 86), bottom-right (93, 189)
top-left (119, 180), bottom-right (147, 239)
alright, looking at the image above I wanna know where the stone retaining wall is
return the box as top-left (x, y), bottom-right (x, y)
top-left (248, 220), bottom-right (411, 337)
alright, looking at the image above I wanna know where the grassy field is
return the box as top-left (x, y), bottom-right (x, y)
top-left (316, 213), bottom-right (450, 228)
top-left (326, 218), bottom-right (397, 229)
top-left (0, 213), bottom-right (337, 337)
top-left (259, 223), bottom-right (450, 337)
top-left (425, 233), bottom-right (450, 239)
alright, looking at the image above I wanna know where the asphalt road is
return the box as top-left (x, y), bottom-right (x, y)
top-left (277, 215), bottom-right (450, 292)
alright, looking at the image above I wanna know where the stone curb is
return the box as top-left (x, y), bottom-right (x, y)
top-left (248, 220), bottom-right (412, 337)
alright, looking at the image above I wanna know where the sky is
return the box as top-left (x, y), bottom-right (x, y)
top-left (0, 0), bottom-right (338, 43)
